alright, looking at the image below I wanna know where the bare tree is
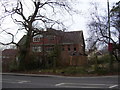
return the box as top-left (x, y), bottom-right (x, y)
top-left (0, 0), bottom-right (76, 70)
top-left (111, 1), bottom-right (120, 37)
top-left (110, 1), bottom-right (120, 62)
top-left (87, 2), bottom-right (120, 62)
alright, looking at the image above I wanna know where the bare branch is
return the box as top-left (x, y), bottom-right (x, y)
top-left (0, 30), bottom-right (19, 47)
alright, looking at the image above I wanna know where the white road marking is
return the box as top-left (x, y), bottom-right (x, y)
top-left (55, 83), bottom-right (117, 88)
top-left (55, 83), bottom-right (105, 88)
top-left (55, 83), bottom-right (106, 86)
top-left (67, 83), bottom-right (106, 85)
top-left (18, 81), bottom-right (31, 84)
top-left (3, 79), bottom-right (31, 84)
top-left (109, 85), bottom-right (118, 88)
top-left (55, 83), bottom-right (65, 86)
top-left (57, 85), bottom-right (103, 88)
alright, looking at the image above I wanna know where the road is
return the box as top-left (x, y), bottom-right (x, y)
top-left (2, 74), bottom-right (119, 89)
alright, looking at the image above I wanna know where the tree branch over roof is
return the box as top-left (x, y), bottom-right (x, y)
top-left (0, 0), bottom-right (74, 48)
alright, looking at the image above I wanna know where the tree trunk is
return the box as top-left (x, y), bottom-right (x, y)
top-left (109, 52), bottom-right (113, 72)
top-left (19, 28), bottom-right (33, 70)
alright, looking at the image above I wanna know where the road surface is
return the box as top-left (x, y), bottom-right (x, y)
top-left (2, 74), bottom-right (119, 89)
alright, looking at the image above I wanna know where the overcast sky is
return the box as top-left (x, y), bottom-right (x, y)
top-left (0, 0), bottom-right (119, 48)
top-left (69, 0), bottom-right (119, 34)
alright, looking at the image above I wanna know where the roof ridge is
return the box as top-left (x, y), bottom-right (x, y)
top-left (65, 30), bottom-right (83, 33)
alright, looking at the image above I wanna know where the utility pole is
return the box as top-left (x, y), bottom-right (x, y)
top-left (118, 2), bottom-right (120, 63)
top-left (107, 0), bottom-right (113, 71)
top-left (107, 0), bottom-right (111, 43)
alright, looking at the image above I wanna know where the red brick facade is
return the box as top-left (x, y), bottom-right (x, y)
top-left (2, 49), bottom-right (17, 71)
top-left (30, 29), bottom-right (87, 66)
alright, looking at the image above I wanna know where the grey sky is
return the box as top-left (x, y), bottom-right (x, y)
top-left (68, 0), bottom-right (119, 37)
top-left (0, 0), bottom-right (119, 47)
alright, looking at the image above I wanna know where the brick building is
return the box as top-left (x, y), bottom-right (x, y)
top-left (2, 49), bottom-right (17, 71)
top-left (18, 28), bottom-right (87, 66)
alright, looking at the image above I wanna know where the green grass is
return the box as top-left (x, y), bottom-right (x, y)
top-left (32, 66), bottom-right (89, 75)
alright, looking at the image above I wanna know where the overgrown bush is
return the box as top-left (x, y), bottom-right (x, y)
top-left (18, 52), bottom-right (41, 71)
top-left (47, 45), bottom-right (62, 68)
top-left (9, 60), bottom-right (19, 72)
top-left (97, 54), bottom-right (112, 64)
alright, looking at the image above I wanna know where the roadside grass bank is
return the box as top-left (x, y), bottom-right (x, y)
top-left (3, 66), bottom-right (119, 77)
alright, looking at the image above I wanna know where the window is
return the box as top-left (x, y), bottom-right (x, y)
top-left (74, 47), bottom-right (76, 51)
top-left (38, 46), bottom-right (42, 52)
top-left (72, 51), bottom-right (77, 56)
top-left (73, 53), bottom-right (75, 56)
top-left (2, 56), bottom-right (6, 58)
top-left (32, 46), bottom-right (42, 52)
top-left (6, 56), bottom-right (9, 58)
top-left (68, 47), bottom-right (70, 51)
top-left (33, 35), bottom-right (43, 42)
top-left (46, 47), bottom-right (54, 52)
top-left (2, 56), bottom-right (9, 59)
top-left (61, 45), bottom-right (65, 51)
top-left (33, 38), bottom-right (39, 42)
top-left (67, 45), bottom-right (71, 51)
top-left (62, 47), bottom-right (64, 51)
top-left (48, 35), bottom-right (55, 41)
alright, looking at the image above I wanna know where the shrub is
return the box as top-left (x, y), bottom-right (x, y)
top-left (62, 66), bottom-right (87, 74)
top-left (9, 60), bottom-right (19, 72)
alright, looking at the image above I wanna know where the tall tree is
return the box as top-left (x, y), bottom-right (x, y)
top-left (0, 0), bottom-right (75, 70)
top-left (111, 1), bottom-right (120, 34)
top-left (110, 1), bottom-right (120, 62)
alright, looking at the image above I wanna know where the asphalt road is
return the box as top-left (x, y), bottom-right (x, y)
top-left (2, 74), bottom-right (119, 89)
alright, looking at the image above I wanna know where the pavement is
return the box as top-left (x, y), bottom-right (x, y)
top-left (2, 72), bottom-right (119, 78)
top-left (2, 72), bottom-right (66, 78)
top-left (1, 73), bottom-right (120, 89)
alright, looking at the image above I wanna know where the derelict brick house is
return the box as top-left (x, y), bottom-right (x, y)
top-left (59, 31), bottom-right (87, 66)
top-left (2, 49), bottom-right (17, 71)
top-left (18, 28), bottom-right (87, 66)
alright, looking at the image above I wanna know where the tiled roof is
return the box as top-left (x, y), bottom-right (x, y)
top-left (17, 35), bottom-right (27, 46)
top-left (61, 31), bottom-right (83, 44)
top-left (46, 28), bottom-right (64, 36)
top-left (46, 28), bottom-right (84, 44)
top-left (18, 28), bottom-right (85, 45)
